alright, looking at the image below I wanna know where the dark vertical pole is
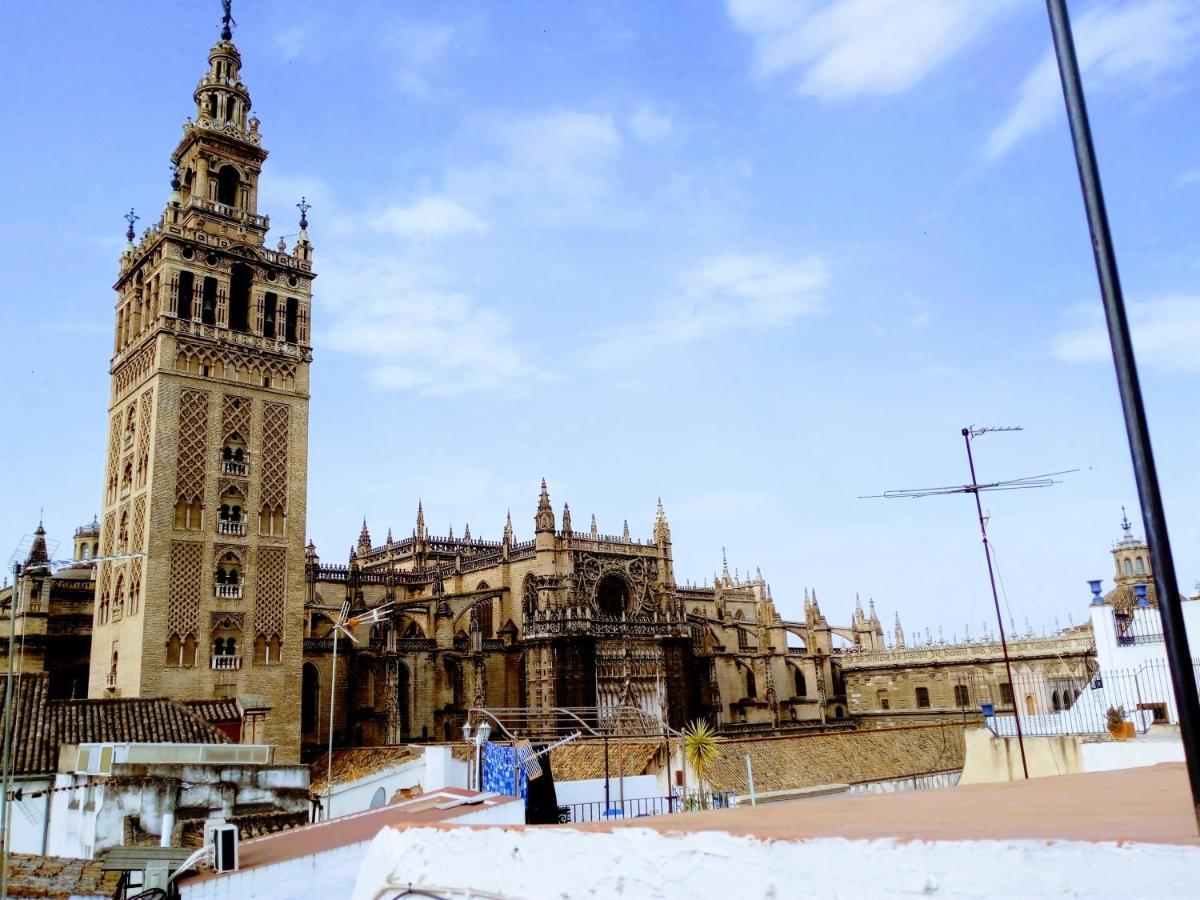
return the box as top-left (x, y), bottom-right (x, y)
top-left (963, 429), bottom-right (1030, 779)
top-left (1046, 0), bottom-right (1200, 828)
top-left (603, 732), bottom-right (611, 811)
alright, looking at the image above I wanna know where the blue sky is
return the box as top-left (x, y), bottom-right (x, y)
top-left (3, 0), bottom-right (1198, 641)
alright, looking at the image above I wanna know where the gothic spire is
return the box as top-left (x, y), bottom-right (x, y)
top-left (415, 500), bottom-right (426, 540)
top-left (25, 521), bottom-right (50, 568)
top-left (535, 479), bottom-right (555, 532)
top-left (357, 518), bottom-right (371, 555)
top-left (463, 522), bottom-right (471, 543)
top-left (590, 514), bottom-right (598, 537)
top-left (503, 509), bottom-right (513, 546)
top-left (654, 498), bottom-right (671, 544)
top-left (622, 519), bottom-right (630, 541)
top-left (561, 503), bottom-right (572, 534)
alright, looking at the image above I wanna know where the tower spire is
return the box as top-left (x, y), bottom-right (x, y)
top-left (561, 502), bottom-right (572, 534)
top-left (221, 0), bottom-right (235, 42)
top-left (415, 500), bottom-right (426, 540)
top-left (535, 479), bottom-right (555, 532)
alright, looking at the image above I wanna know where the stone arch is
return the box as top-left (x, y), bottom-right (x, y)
top-left (595, 572), bottom-right (631, 617)
top-left (216, 164), bottom-right (241, 207)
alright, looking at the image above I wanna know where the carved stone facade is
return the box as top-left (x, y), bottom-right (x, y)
top-left (87, 28), bottom-right (312, 761)
top-left (301, 491), bottom-right (885, 754)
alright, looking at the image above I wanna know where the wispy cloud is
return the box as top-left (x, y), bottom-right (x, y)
top-left (1176, 168), bottom-right (1200, 188)
top-left (726, 0), bottom-right (1015, 100)
top-left (1052, 295), bottom-right (1200, 372)
top-left (446, 110), bottom-right (629, 225)
top-left (588, 253), bottom-right (830, 364)
top-left (371, 196), bottom-right (489, 240)
top-left (390, 20), bottom-right (456, 98)
top-left (318, 256), bottom-right (538, 395)
top-left (629, 103), bottom-right (676, 144)
top-left (987, 1), bottom-right (1200, 160)
top-left (273, 26), bottom-right (307, 60)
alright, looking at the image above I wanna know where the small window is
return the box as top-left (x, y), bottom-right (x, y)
top-left (745, 669), bottom-right (757, 698)
top-left (916, 687), bottom-right (931, 708)
top-left (999, 683), bottom-right (1014, 706)
top-left (1124, 559), bottom-right (1133, 577)
top-left (262, 376), bottom-right (271, 388)
top-left (954, 684), bottom-right (969, 707)
top-left (201, 364), bottom-right (210, 377)
top-left (1135, 557), bottom-right (1145, 575)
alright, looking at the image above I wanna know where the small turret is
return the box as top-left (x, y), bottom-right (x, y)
top-left (535, 479), bottom-right (555, 533)
top-left (305, 539), bottom-right (319, 568)
top-left (894, 611), bottom-right (904, 649)
top-left (463, 522), bottom-right (471, 543)
top-left (503, 510), bottom-right (513, 547)
top-left (357, 518), bottom-right (372, 556)
top-left (561, 503), bottom-right (572, 534)
top-left (25, 522), bottom-right (50, 569)
top-left (415, 500), bottom-right (426, 541)
top-left (654, 498), bottom-right (671, 545)
top-left (590, 514), bottom-right (598, 537)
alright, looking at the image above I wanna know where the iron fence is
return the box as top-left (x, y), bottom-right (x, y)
top-left (559, 790), bottom-right (734, 823)
top-left (984, 659), bottom-right (1198, 737)
top-left (1113, 607), bottom-right (1164, 646)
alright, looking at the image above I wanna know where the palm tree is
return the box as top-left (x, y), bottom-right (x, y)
top-left (682, 719), bottom-right (720, 809)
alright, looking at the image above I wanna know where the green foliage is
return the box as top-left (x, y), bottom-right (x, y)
top-left (1106, 705), bottom-right (1127, 728)
top-left (682, 718), bottom-right (720, 793)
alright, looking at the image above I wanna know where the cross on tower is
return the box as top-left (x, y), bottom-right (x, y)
top-left (297, 196), bottom-right (311, 230)
top-left (123, 208), bottom-right (139, 242)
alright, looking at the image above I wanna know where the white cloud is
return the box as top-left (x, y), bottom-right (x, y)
top-left (726, 0), bottom-right (1014, 100)
top-left (318, 256), bottom-right (538, 395)
top-left (987, 1), bottom-right (1200, 160)
top-left (588, 254), bottom-right (830, 364)
top-left (390, 20), bottom-right (456, 98)
top-left (446, 110), bottom-right (628, 225)
top-left (629, 104), bottom-right (676, 144)
top-left (1052, 295), bottom-right (1200, 372)
top-left (371, 196), bottom-right (489, 239)
top-left (1176, 168), bottom-right (1200, 188)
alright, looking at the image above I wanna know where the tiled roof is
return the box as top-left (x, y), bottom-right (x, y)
top-left (702, 724), bottom-right (965, 795)
top-left (310, 746), bottom-right (419, 791)
top-left (1, 674), bottom-right (230, 777)
top-left (4, 853), bottom-right (120, 899)
top-left (184, 698), bottom-right (242, 723)
top-left (550, 739), bottom-right (664, 781)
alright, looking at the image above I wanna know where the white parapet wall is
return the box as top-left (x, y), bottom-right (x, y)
top-left (350, 825), bottom-right (1199, 899)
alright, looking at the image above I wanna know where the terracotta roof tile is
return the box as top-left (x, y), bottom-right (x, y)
top-left (702, 724), bottom-right (965, 794)
top-left (1, 674), bottom-right (229, 777)
top-left (4, 852), bottom-right (121, 898)
top-left (184, 698), bottom-right (242, 723)
top-left (550, 739), bottom-right (664, 781)
top-left (310, 746), bottom-right (418, 791)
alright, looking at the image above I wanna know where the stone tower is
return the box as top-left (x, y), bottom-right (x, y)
top-left (88, 12), bottom-right (313, 760)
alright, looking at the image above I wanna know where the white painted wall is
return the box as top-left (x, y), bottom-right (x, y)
top-left (1090, 600), bottom-right (1199, 672)
top-left (351, 825), bottom-right (1200, 899)
top-left (182, 839), bottom-right (372, 900)
top-left (7, 777), bottom-right (52, 854)
top-left (324, 747), bottom-right (468, 820)
top-left (554, 775), bottom-right (661, 808)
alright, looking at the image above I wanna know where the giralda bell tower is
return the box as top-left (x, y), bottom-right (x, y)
top-left (89, 6), bottom-right (313, 760)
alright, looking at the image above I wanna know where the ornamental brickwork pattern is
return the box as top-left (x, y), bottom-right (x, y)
top-left (175, 389), bottom-right (210, 504)
top-left (221, 393), bottom-right (250, 444)
top-left (255, 546), bottom-right (286, 639)
top-left (136, 388), bottom-right (153, 489)
top-left (168, 541), bottom-right (203, 639)
top-left (260, 402), bottom-right (289, 511)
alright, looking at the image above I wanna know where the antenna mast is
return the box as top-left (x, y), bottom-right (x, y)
top-left (862, 425), bottom-right (1076, 780)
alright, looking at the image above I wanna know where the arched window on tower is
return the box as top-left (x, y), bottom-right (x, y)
top-left (228, 263), bottom-right (252, 333)
top-left (176, 270), bottom-right (195, 319)
top-left (794, 668), bottom-right (806, 697)
top-left (201, 277), bottom-right (218, 327)
top-left (216, 165), bottom-right (240, 208)
top-left (1135, 557), bottom-right (1145, 575)
top-left (285, 297), bottom-right (299, 343)
top-left (1123, 558), bottom-right (1133, 577)
top-left (745, 667), bottom-right (757, 699)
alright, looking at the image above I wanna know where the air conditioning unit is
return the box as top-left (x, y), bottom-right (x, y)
top-left (212, 823), bottom-right (239, 872)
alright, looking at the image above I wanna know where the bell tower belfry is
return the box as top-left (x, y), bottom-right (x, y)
top-left (88, 5), bottom-right (313, 761)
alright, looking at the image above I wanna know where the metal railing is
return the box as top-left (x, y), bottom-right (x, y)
top-left (559, 791), bottom-right (734, 823)
top-left (221, 459), bottom-right (249, 476)
top-left (1114, 607), bottom-right (1164, 646)
top-left (984, 660), bottom-right (1198, 737)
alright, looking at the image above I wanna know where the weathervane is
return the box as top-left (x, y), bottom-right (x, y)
top-left (124, 208), bottom-right (139, 243)
top-left (297, 196), bottom-right (310, 230)
top-left (220, 0), bottom-right (235, 41)
top-left (862, 425), bottom-right (1077, 781)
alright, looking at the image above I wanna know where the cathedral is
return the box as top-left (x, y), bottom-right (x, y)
top-left (66, 9), bottom-right (1125, 763)
top-left (300, 490), bottom-right (883, 755)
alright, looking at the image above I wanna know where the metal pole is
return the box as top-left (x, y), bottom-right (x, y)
top-left (745, 754), bottom-right (756, 806)
top-left (0, 562), bottom-right (21, 897)
top-left (1046, 0), bottom-right (1200, 828)
top-left (963, 429), bottom-right (1029, 779)
top-left (325, 626), bottom-right (338, 821)
top-left (603, 732), bottom-right (610, 811)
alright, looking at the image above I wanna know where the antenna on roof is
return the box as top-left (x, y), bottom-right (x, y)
top-left (861, 425), bottom-right (1077, 781)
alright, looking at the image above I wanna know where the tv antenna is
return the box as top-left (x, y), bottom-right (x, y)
top-left (860, 425), bottom-right (1077, 780)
